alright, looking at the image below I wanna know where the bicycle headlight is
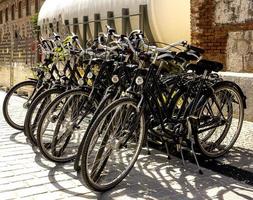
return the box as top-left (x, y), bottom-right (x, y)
top-left (78, 78), bottom-right (84, 86)
top-left (59, 71), bottom-right (64, 77)
top-left (135, 76), bottom-right (144, 85)
top-left (111, 75), bottom-right (119, 84)
top-left (45, 72), bottom-right (51, 80)
top-left (87, 72), bottom-right (93, 79)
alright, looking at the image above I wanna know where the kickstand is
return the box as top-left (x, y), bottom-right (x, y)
top-left (187, 116), bottom-right (203, 175)
top-left (146, 137), bottom-right (151, 155)
top-left (179, 145), bottom-right (186, 166)
top-left (190, 139), bottom-right (203, 175)
top-left (164, 142), bottom-right (171, 160)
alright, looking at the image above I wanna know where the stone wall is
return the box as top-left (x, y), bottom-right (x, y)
top-left (220, 72), bottom-right (253, 122)
top-left (191, 0), bottom-right (253, 72)
top-left (215, 0), bottom-right (253, 24)
top-left (227, 31), bottom-right (253, 72)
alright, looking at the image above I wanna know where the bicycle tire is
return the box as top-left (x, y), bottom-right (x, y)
top-left (81, 97), bottom-right (145, 191)
top-left (37, 89), bottom-right (91, 163)
top-left (193, 81), bottom-right (244, 158)
top-left (24, 87), bottom-right (65, 146)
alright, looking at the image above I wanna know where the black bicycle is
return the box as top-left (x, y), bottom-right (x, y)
top-left (79, 42), bottom-right (245, 191)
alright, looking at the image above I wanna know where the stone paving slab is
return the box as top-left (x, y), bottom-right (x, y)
top-left (0, 91), bottom-right (253, 200)
top-left (216, 120), bottom-right (253, 173)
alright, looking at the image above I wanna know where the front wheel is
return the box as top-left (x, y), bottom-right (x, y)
top-left (37, 89), bottom-right (93, 163)
top-left (81, 97), bottom-right (145, 191)
top-left (74, 93), bottom-right (114, 171)
top-left (24, 87), bottom-right (65, 146)
top-left (3, 80), bottom-right (39, 130)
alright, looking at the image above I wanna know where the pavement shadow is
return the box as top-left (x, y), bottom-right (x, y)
top-left (98, 149), bottom-right (253, 200)
top-left (8, 126), bottom-right (253, 199)
top-left (9, 131), bottom-right (27, 145)
top-left (33, 149), bottom-right (98, 198)
top-left (217, 146), bottom-right (253, 173)
top-left (31, 146), bottom-right (253, 200)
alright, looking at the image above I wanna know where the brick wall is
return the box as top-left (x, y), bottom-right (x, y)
top-left (0, 0), bottom-right (44, 89)
top-left (191, 0), bottom-right (253, 72)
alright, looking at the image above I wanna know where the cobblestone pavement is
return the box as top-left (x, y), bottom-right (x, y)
top-left (0, 91), bottom-right (253, 200)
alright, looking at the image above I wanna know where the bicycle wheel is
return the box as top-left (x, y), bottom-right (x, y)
top-left (24, 87), bottom-right (65, 146)
top-left (194, 82), bottom-right (244, 158)
top-left (3, 80), bottom-right (39, 130)
top-left (81, 97), bottom-right (145, 191)
top-left (37, 89), bottom-right (93, 163)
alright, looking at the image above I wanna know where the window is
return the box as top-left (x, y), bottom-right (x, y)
top-left (0, 11), bottom-right (3, 24)
top-left (5, 7), bottom-right (8, 22)
top-left (11, 5), bottom-right (15, 20)
top-left (18, 1), bottom-right (22, 18)
top-left (26, 0), bottom-right (30, 16)
top-left (35, 0), bottom-right (39, 13)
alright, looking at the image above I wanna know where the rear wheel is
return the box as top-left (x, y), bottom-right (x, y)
top-left (194, 82), bottom-right (244, 158)
top-left (81, 98), bottom-right (145, 191)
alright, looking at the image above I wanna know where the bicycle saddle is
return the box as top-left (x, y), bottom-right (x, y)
top-left (187, 59), bottom-right (223, 74)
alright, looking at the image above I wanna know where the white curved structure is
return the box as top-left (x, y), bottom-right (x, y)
top-left (38, 0), bottom-right (190, 43)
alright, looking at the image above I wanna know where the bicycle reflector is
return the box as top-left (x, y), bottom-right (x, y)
top-left (78, 78), bottom-right (84, 86)
top-left (45, 72), bottom-right (51, 80)
top-left (87, 72), bottom-right (93, 79)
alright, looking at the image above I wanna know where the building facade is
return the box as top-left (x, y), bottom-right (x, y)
top-left (1, 0), bottom-right (253, 89)
top-left (0, 0), bottom-right (44, 88)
